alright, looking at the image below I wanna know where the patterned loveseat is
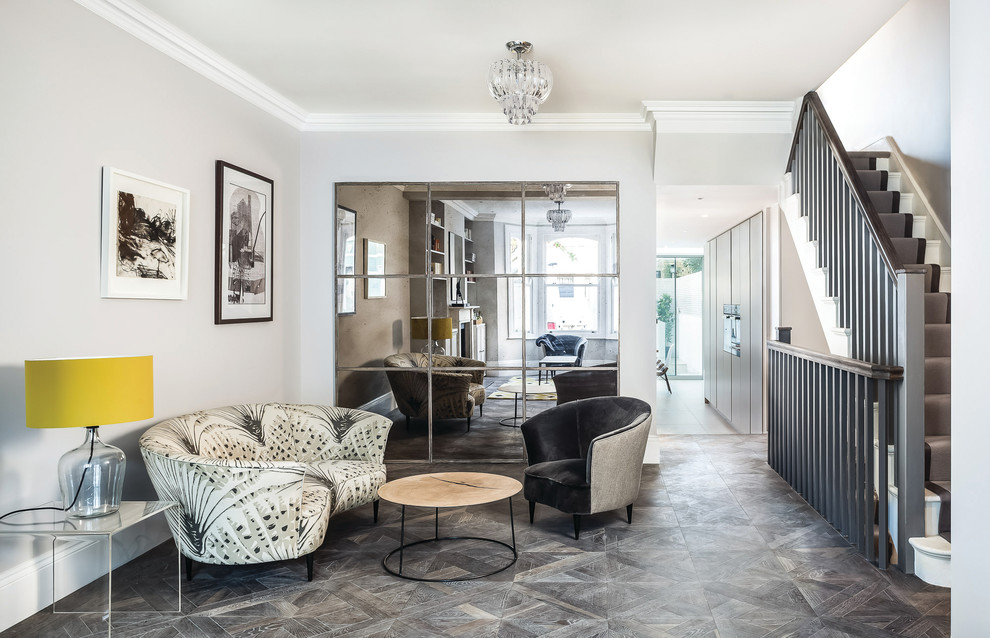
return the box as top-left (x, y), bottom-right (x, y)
top-left (384, 353), bottom-right (486, 430)
top-left (139, 404), bottom-right (392, 580)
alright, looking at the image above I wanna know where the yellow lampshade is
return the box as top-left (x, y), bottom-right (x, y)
top-left (410, 317), bottom-right (453, 340)
top-left (25, 356), bottom-right (154, 429)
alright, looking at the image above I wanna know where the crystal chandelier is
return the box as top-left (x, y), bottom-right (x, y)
top-left (488, 41), bottom-right (553, 125)
top-left (543, 183), bottom-right (572, 232)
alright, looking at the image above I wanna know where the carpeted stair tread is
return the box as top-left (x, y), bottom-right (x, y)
top-left (925, 394), bottom-right (951, 436)
top-left (925, 292), bottom-right (951, 324)
top-left (925, 436), bottom-right (951, 483)
top-left (925, 324), bottom-right (951, 357)
top-left (879, 212), bottom-right (913, 238)
top-left (848, 150), bottom-right (890, 171)
top-left (868, 190), bottom-right (900, 214)
top-left (857, 170), bottom-right (888, 191)
top-left (920, 264), bottom-right (941, 294)
top-left (925, 357), bottom-right (951, 395)
top-left (891, 237), bottom-right (926, 265)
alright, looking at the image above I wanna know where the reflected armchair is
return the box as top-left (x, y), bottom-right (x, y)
top-left (384, 353), bottom-right (486, 430)
top-left (535, 334), bottom-right (588, 383)
top-left (521, 396), bottom-right (652, 539)
top-left (551, 364), bottom-right (618, 405)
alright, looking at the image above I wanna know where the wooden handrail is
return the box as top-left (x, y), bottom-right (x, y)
top-left (785, 91), bottom-right (915, 282)
top-left (768, 340), bottom-right (903, 380)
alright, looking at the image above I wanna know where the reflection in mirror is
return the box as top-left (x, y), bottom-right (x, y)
top-left (334, 182), bottom-right (618, 463)
top-left (336, 370), bottom-right (424, 461)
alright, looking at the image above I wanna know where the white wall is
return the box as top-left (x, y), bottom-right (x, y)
top-left (0, 1), bottom-right (300, 629)
top-left (778, 211), bottom-right (830, 353)
top-left (949, 0), bottom-right (989, 630)
top-left (296, 131), bottom-right (658, 432)
top-left (817, 0), bottom-right (950, 230)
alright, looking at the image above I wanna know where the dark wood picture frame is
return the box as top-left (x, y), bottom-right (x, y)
top-left (215, 160), bottom-right (274, 324)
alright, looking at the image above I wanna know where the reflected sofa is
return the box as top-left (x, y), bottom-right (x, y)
top-left (139, 404), bottom-right (392, 580)
top-left (384, 353), bottom-right (486, 429)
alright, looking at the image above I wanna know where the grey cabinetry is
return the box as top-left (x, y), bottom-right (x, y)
top-left (703, 212), bottom-right (764, 434)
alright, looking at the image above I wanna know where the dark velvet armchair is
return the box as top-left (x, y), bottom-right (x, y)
top-left (535, 334), bottom-right (588, 382)
top-left (521, 396), bottom-right (652, 539)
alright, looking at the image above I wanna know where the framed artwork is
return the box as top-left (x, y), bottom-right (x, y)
top-left (101, 167), bottom-right (190, 299)
top-left (215, 161), bottom-right (274, 324)
top-left (336, 206), bottom-right (356, 314)
top-left (364, 239), bottom-right (386, 299)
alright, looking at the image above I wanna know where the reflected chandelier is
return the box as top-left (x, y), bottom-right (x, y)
top-left (544, 183), bottom-right (572, 232)
top-left (488, 41), bottom-right (553, 125)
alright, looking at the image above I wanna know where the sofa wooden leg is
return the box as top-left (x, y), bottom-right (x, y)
top-left (373, 499), bottom-right (380, 524)
top-left (627, 504), bottom-right (633, 525)
top-left (306, 554), bottom-right (314, 581)
top-left (529, 500), bottom-right (536, 524)
top-left (184, 556), bottom-right (194, 581)
top-left (573, 515), bottom-right (581, 540)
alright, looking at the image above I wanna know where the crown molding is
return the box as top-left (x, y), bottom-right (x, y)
top-left (301, 112), bottom-right (651, 132)
top-left (643, 100), bottom-right (796, 134)
top-left (75, 0), bottom-right (308, 129)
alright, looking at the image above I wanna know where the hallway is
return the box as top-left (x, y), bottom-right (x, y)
top-left (657, 379), bottom-right (738, 435)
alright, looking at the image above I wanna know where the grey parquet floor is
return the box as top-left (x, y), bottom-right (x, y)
top-left (2, 435), bottom-right (950, 638)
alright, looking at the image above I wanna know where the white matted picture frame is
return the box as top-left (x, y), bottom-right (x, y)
top-left (215, 160), bottom-right (274, 324)
top-left (101, 167), bottom-right (190, 300)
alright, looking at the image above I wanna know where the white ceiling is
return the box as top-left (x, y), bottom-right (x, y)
top-left (132, 0), bottom-right (907, 115)
top-left (98, 0), bottom-right (908, 251)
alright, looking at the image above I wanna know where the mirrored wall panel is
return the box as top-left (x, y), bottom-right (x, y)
top-left (334, 182), bottom-right (619, 463)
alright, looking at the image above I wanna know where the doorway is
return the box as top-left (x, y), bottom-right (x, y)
top-left (656, 256), bottom-right (703, 378)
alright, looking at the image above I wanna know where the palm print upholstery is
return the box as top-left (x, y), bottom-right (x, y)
top-left (139, 404), bottom-right (392, 566)
top-left (384, 353), bottom-right (486, 421)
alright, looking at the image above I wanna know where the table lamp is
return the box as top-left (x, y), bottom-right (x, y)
top-left (25, 356), bottom-right (154, 518)
top-left (411, 317), bottom-right (453, 355)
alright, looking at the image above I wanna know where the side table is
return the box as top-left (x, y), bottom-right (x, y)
top-left (0, 500), bottom-right (181, 633)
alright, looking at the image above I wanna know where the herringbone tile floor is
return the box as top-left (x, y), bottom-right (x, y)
top-left (2, 435), bottom-right (950, 637)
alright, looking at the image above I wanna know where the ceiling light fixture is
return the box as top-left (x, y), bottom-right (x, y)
top-left (543, 183), bottom-right (572, 232)
top-left (488, 41), bottom-right (553, 125)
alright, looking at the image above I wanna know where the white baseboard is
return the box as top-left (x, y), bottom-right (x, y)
top-left (0, 516), bottom-right (171, 632)
top-left (643, 434), bottom-right (661, 464)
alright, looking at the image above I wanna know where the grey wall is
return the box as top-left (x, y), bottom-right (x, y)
top-left (0, 0), bottom-right (301, 629)
top-left (703, 212), bottom-right (764, 434)
top-left (335, 185), bottom-right (410, 406)
top-left (818, 0), bottom-right (950, 230)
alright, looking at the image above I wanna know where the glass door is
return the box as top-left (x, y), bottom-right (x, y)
top-left (656, 256), bottom-right (703, 378)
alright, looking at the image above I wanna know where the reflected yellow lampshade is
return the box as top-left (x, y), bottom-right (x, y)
top-left (410, 317), bottom-right (453, 341)
top-left (25, 356), bottom-right (154, 429)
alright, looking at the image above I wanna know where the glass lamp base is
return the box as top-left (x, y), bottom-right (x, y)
top-left (420, 341), bottom-right (446, 355)
top-left (58, 426), bottom-right (126, 518)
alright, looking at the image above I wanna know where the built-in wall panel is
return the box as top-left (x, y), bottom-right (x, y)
top-left (715, 232), bottom-right (732, 418)
top-left (703, 241), bottom-right (713, 400)
top-left (750, 212), bottom-right (765, 433)
top-left (703, 212), bottom-right (764, 434)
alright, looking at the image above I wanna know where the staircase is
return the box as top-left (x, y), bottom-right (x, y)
top-left (773, 92), bottom-right (951, 585)
top-left (848, 151), bottom-right (954, 586)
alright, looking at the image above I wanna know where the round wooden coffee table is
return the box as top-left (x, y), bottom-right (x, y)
top-left (377, 472), bottom-right (522, 581)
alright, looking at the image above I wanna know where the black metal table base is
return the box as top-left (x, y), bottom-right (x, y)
top-left (383, 500), bottom-right (517, 581)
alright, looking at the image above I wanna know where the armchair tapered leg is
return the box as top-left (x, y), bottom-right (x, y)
top-left (529, 500), bottom-right (536, 524)
top-left (373, 499), bottom-right (380, 524)
top-left (627, 504), bottom-right (633, 524)
top-left (479, 405), bottom-right (483, 416)
top-left (573, 515), bottom-right (581, 540)
top-left (406, 416), bottom-right (410, 431)
top-left (467, 416), bottom-right (471, 431)
top-left (184, 556), bottom-right (194, 581)
top-left (306, 554), bottom-right (314, 581)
